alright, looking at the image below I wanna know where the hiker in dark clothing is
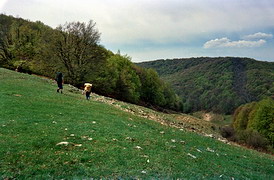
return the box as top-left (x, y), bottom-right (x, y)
top-left (56, 72), bottom-right (64, 93)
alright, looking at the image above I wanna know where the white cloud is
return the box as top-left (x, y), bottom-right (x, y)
top-left (2, 0), bottom-right (274, 46)
top-left (204, 38), bottom-right (266, 48)
top-left (243, 32), bottom-right (273, 40)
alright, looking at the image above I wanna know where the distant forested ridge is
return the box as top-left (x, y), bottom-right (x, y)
top-left (137, 57), bottom-right (274, 114)
top-left (0, 14), bottom-right (181, 111)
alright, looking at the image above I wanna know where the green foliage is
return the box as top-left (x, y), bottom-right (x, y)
top-left (233, 98), bottom-right (274, 146)
top-left (0, 14), bottom-right (14, 67)
top-left (0, 14), bottom-right (60, 76)
top-left (233, 102), bottom-right (256, 130)
top-left (134, 65), bottom-right (182, 110)
top-left (138, 57), bottom-right (274, 114)
top-left (139, 68), bottom-right (165, 106)
top-left (247, 98), bottom-right (274, 145)
top-left (95, 54), bottom-right (141, 103)
top-left (94, 54), bottom-right (181, 109)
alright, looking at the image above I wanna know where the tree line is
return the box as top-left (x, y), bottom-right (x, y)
top-left (0, 14), bottom-right (182, 111)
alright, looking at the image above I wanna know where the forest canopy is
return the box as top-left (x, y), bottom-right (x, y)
top-left (138, 57), bottom-right (274, 114)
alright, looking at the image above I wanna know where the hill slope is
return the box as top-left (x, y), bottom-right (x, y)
top-left (0, 14), bottom-right (180, 112)
top-left (0, 68), bottom-right (273, 179)
top-left (137, 57), bottom-right (274, 114)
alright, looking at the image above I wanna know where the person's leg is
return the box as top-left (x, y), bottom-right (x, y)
top-left (86, 91), bottom-right (91, 100)
top-left (59, 82), bottom-right (63, 93)
top-left (57, 82), bottom-right (63, 93)
top-left (57, 82), bottom-right (60, 92)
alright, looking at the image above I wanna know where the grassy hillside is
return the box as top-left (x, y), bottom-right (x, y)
top-left (137, 57), bottom-right (274, 114)
top-left (0, 68), bottom-right (273, 179)
top-left (0, 14), bottom-right (180, 112)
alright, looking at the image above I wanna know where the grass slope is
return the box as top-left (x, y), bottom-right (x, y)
top-left (0, 68), bottom-right (273, 179)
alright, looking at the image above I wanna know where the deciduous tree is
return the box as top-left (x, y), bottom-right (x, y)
top-left (54, 20), bottom-right (103, 85)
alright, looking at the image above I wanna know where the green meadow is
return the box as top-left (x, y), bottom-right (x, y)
top-left (0, 68), bottom-right (273, 179)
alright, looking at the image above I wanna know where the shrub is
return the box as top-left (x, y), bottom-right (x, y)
top-left (248, 98), bottom-right (274, 145)
top-left (232, 98), bottom-right (274, 150)
top-left (220, 126), bottom-right (235, 139)
top-left (236, 129), bottom-right (269, 149)
top-left (233, 102), bottom-right (256, 130)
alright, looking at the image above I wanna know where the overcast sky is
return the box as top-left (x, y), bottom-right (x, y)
top-left (1, 0), bottom-right (274, 62)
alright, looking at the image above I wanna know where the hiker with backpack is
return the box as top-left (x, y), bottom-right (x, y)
top-left (83, 83), bottom-right (92, 100)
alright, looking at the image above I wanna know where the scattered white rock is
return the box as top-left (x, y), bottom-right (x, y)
top-left (187, 153), bottom-right (197, 159)
top-left (52, 121), bottom-right (57, 124)
top-left (171, 139), bottom-right (176, 143)
top-left (64, 128), bottom-right (68, 131)
top-left (196, 149), bottom-right (202, 153)
top-left (205, 134), bottom-right (214, 138)
top-left (56, 142), bottom-right (69, 146)
top-left (206, 147), bottom-right (215, 152)
top-left (218, 138), bottom-right (228, 143)
top-left (92, 121), bottom-right (96, 124)
top-left (141, 170), bottom-right (147, 174)
top-left (147, 159), bottom-right (150, 163)
top-left (81, 136), bottom-right (93, 141)
top-left (70, 134), bottom-right (75, 137)
top-left (141, 155), bottom-right (149, 158)
top-left (112, 138), bottom-right (118, 141)
top-left (160, 131), bottom-right (165, 134)
top-left (180, 140), bottom-right (186, 144)
top-left (135, 146), bottom-right (143, 150)
top-left (74, 144), bottom-right (82, 147)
